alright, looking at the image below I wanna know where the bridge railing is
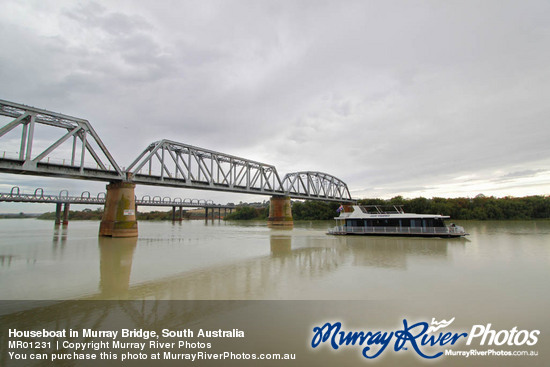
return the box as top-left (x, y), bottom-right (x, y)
top-left (0, 187), bottom-right (105, 204)
top-left (0, 187), bottom-right (230, 208)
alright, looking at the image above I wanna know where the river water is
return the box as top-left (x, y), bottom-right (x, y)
top-left (1, 218), bottom-right (549, 366)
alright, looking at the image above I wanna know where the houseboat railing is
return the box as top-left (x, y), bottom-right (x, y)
top-left (328, 226), bottom-right (466, 236)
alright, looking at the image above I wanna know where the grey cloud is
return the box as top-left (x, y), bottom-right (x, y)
top-left (63, 2), bottom-right (153, 35)
top-left (496, 169), bottom-right (547, 181)
top-left (1, 0), bottom-right (549, 203)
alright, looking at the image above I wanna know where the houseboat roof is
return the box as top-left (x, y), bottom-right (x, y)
top-left (336, 205), bottom-right (450, 220)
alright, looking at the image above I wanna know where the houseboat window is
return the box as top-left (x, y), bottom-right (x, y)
top-left (370, 219), bottom-right (390, 226)
top-left (387, 219), bottom-right (400, 226)
top-left (346, 220), bottom-right (366, 227)
top-left (423, 219), bottom-right (435, 228)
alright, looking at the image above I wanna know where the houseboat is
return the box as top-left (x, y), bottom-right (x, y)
top-left (328, 205), bottom-right (467, 238)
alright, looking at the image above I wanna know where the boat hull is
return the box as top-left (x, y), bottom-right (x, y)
top-left (327, 225), bottom-right (467, 238)
top-left (327, 231), bottom-right (466, 238)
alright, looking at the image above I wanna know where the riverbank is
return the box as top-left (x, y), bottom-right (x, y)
top-left (11, 195), bottom-right (550, 222)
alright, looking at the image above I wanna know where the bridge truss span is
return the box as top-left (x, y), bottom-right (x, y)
top-left (0, 100), bottom-right (355, 203)
top-left (0, 99), bottom-right (124, 181)
top-left (283, 171), bottom-right (353, 202)
top-left (126, 140), bottom-right (354, 202)
top-left (127, 139), bottom-right (286, 195)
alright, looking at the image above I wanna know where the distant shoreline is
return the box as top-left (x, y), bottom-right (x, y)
top-left (0, 213), bottom-right (41, 219)
top-left (1, 195), bottom-right (548, 221)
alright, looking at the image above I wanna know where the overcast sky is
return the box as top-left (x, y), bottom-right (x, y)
top-left (1, 0), bottom-right (549, 212)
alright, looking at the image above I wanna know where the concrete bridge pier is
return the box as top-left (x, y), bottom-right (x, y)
top-left (99, 182), bottom-right (138, 237)
top-left (54, 203), bottom-right (62, 225)
top-left (172, 206), bottom-right (183, 222)
top-left (62, 203), bottom-right (70, 225)
top-left (204, 207), bottom-right (222, 222)
top-left (54, 202), bottom-right (70, 226)
top-left (267, 196), bottom-right (293, 228)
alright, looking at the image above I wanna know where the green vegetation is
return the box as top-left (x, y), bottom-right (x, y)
top-left (291, 201), bottom-right (341, 220)
top-left (38, 208), bottom-right (104, 220)
top-left (0, 213), bottom-right (40, 219)
top-left (224, 206), bottom-right (268, 220)
top-left (257, 195), bottom-right (550, 221)
top-left (358, 195), bottom-right (550, 220)
top-left (136, 210), bottom-right (175, 221)
top-left (32, 195), bottom-right (550, 222)
top-left (38, 208), bottom-right (192, 221)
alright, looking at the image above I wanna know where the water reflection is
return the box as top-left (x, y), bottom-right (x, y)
top-left (93, 234), bottom-right (348, 301)
top-left (0, 255), bottom-right (16, 267)
top-left (468, 220), bottom-right (550, 236)
top-left (52, 226), bottom-right (68, 250)
top-left (1, 220), bottom-right (549, 366)
top-left (270, 235), bottom-right (291, 255)
top-left (90, 231), bottom-right (462, 302)
top-left (98, 237), bottom-right (137, 298)
top-left (344, 236), bottom-right (458, 269)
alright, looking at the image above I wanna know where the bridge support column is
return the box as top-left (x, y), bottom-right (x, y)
top-left (99, 182), bottom-right (138, 237)
top-left (55, 202), bottom-right (62, 225)
top-left (267, 196), bottom-right (293, 228)
top-left (62, 203), bottom-right (70, 225)
top-left (172, 206), bottom-right (183, 222)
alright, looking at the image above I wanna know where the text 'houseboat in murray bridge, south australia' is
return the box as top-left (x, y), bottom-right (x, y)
top-left (328, 205), bottom-right (468, 238)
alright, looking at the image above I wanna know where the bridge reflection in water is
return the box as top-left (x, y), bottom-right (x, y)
top-left (96, 234), bottom-right (349, 300)
top-left (0, 227), bottom-right (460, 302)
top-left (0, 228), bottom-right (463, 367)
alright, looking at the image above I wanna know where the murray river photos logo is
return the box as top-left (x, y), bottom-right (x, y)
top-left (310, 318), bottom-right (540, 360)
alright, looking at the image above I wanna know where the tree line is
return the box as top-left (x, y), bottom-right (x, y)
top-left (290, 195), bottom-right (550, 221)
top-left (272, 195), bottom-right (550, 221)
top-left (37, 208), bottom-right (196, 221)
top-left (359, 195), bottom-right (550, 220)
top-left (34, 195), bottom-right (550, 222)
top-left (224, 206), bottom-right (268, 220)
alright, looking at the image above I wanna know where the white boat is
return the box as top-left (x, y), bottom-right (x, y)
top-left (328, 205), bottom-right (467, 238)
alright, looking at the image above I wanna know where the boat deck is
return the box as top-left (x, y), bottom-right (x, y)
top-left (328, 225), bottom-right (467, 238)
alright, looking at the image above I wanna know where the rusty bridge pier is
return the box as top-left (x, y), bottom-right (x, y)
top-left (99, 182), bottom-right (138, 237)
top-left (267, 196), bottom-right (293, 228)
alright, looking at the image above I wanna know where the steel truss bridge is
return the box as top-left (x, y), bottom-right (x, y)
top-left (0, 99), bottom-right (354, 202)
top-left (0, 186), bottom-right (234, 209)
